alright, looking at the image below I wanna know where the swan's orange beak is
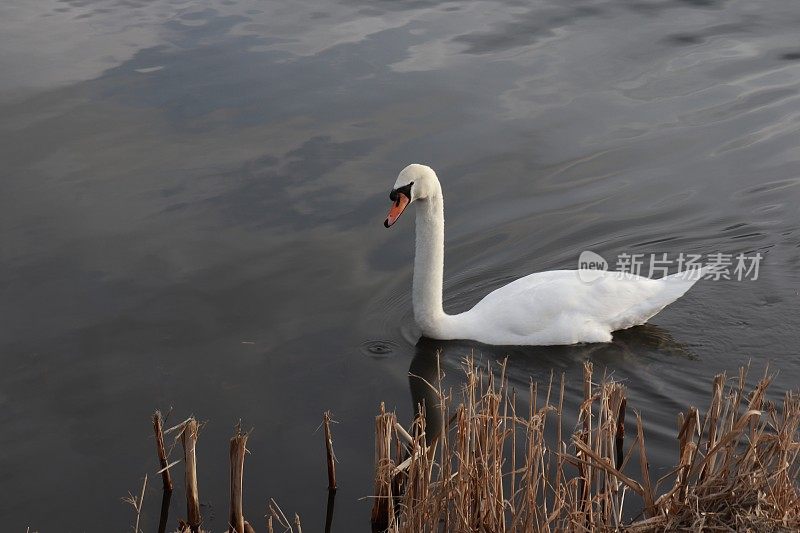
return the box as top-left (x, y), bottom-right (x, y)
top-left (384, 193), bottom-right (410, 228)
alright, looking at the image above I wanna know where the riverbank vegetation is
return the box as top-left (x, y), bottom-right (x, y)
top-left (124, 358), bottom-right (798, 532)
top-left (372, 358), bottom-right (799, 532)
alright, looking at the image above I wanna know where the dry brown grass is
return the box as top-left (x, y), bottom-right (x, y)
top-left (371, 357), bottom-right (800, 532)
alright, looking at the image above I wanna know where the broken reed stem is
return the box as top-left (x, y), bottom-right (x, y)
top-left (141, 410), bottom-right (304, 533)
top-left (182, 418), bottom-right (202, 533)
top-left (323, 411), bottom-right (337, 491)
top-left (636, 412), bottom-right (656, 518)
top-left (615, 397), bottom-right (626, 470)
top-left (579, 361), bottom-right (594, 528)
top-left (699, 373), bottom-right (725, 484)
top-left (268, 498), bottom-right (301, 532)
top-left (229, 427), bottom-right (248, 533)
top-left (157, 489), bottom-right (172, 533)
top-left (674, 406), bottom-right (699, 503)
top-left (153, 410), bottom-right (173, 492)
top-left (371, 403), bottom-right (395, 531)
top-left (324, 486), bottom-right (336, 533)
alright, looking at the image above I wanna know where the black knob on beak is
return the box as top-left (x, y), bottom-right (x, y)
top-left (389, 182), bottom-right (413, 203)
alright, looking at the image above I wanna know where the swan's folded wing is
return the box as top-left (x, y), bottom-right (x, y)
top-left (465, 270), bottom-right (700, 343)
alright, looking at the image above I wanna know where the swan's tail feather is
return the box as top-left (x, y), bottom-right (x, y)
top-left (663, 265), bottom-right (710, 284)
top-left (651, 266), bottom-right (709, 306)
top-left (613, 267), bottom-right (708, 331)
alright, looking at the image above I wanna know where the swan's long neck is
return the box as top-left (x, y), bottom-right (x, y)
top-left (413, 192), bottom-right (449, 336)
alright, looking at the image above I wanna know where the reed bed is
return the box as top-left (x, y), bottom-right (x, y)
top-left (371, 358), bottom-right (800, 532)
top-left (122, 359), bottom-right (797, 532)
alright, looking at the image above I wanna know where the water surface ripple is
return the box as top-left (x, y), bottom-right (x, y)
top-left (1, 0), bottom-right (799, 529)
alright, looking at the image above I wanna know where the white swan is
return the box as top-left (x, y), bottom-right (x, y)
top-left (383, 164), bottom-right (706, 346)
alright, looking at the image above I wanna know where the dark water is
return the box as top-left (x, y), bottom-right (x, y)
top-left (2, 0), bottom-right (799, 530)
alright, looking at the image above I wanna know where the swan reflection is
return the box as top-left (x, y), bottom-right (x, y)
top-left (408, 324), bottom-right (695, 441)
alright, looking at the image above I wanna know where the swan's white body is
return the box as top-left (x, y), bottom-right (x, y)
top-left (385, 164), bottom-right (705, 346)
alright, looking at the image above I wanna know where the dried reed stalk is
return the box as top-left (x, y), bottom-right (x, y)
top-left (577, 361), bottom-right (597, 530)
top-left (323, 411), bottom-right (337, 491)
top-left (153, 410), bottom-right (173, 492)
top-left (122, 474), bottom-right (147, 533)
top-left (229, 426), bottom-right (248, 533)
top-left (181, 418), bottom-right (202, 533)
top-left (268, 498), bottom-right (302, 532)
top-left (371, 403), bottom-right (396, 531)
top-left (615, 397), bottom-right (627, 470)
top-left (635, 412), bottom-right (655, 518)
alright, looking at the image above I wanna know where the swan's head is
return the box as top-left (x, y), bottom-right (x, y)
top-left (384, 164), bottom-right (439, 228)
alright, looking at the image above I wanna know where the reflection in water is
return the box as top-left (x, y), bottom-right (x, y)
top-left (2, 0), bottom-right (800, 529)
top-left (408, 339), bottom-right (445, 443)
top-left (157, 490), bottom-right (171, 533)
top-left (324, 489), bottom-right (336, 533)
top-left (409, 325), bottom-right (694, 442)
